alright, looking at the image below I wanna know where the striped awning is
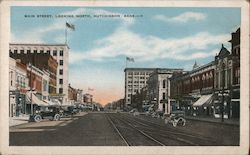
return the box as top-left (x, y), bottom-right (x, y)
top-left (192, 94), bottom-right (213, 107)
top-left (26, 91), bottom-right (48, 106)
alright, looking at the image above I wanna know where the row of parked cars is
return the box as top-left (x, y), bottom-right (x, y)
top-left (129, 108), bottom-right (186, 127)
top-left (30, 105), bottom-right (82, 122)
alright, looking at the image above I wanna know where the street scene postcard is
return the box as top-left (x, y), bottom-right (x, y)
top-left (0, 0), bottom-right (249, 155)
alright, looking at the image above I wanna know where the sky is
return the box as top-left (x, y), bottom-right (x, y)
top-left (11, 7), bottom-right (241, 105)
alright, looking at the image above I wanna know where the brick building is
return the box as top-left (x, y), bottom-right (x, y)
top-left (170, 28), bottom-right (240, 119)
top-left (9, 43), bottom-right (69, 104)
top-left (170, 61), bottom-right (215, 116)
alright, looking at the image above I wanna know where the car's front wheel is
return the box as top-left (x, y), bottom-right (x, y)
top-left (54, 114), bottom-right (60, 121)
top-left (34, 115), bottom-right (42, 122)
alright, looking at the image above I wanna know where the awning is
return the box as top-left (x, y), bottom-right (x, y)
top-left (231, 99), bottom-right (240, 102)
top-left (26, 91), bottom-right (48, 106)
top-left (192, 94), bottom-right (213, 107)
top-left (43, 100), bottom-right (60, 106)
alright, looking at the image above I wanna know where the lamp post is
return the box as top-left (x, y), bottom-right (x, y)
top-left (221, 62), bottom-right (225, 122)
top-left (29, 63), bottom-right (33, 115)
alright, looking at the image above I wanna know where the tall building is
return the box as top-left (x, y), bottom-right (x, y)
top-left (124, 68), bottom-right (183, 107)
top-left (124, 68), bottom-right (155, 106)
top-left (9, 43), bottom-right (69, 104)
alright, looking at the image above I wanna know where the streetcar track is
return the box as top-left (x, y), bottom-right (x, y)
top-left (119, 114), bottom-right (218, 145)
top-left (116, 114), bottom-right (198, 145)
top-left (107, 113), bottom-right (165, 146)
top-left (105, 114), bottom-right (130, 146)
top-left (121, 114), bottom-right (217, 143)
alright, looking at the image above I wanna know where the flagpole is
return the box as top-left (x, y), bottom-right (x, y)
top-left (126, 58), bottom-right (128, 68)
top-left (65, 22), bottom-right (67, 44)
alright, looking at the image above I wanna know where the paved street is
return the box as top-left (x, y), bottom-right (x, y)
top-left (10, 112), bottom-right (239, 146)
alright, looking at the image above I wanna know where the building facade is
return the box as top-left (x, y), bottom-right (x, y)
top-left (147, 68), bottom-right (183, 113)
top-left (170, 28), bottom-right (240, 119)
top-left (170, 61), bottom-right (216, 116)
top-left (214, 28), bottom-right (240, 119)
top-left (124, 68), bottom-right (155, 106)
top-left (9, 43), bottom-right (69, 104)
top-left (76, 89), bottom-right (84, 103)
top-left (68, 84), bottom-right (78, 104)
top-left (9, 57), bottom-right (17, 117)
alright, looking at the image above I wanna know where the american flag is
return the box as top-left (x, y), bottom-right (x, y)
top-left (126, 57), bottom-right (135, 62)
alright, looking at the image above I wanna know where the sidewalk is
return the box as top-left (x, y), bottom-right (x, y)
top-left (9, 115), bottom-right (30, 127)
top-left (185, 115), bottom-right (239, 126)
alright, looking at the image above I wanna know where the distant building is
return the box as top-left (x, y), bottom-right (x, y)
top-left (9, 43), bottom-right (68, 104)
top-left (76, 89), bottom-right (84, 103)
top-left (124, 68), bottom-right (156, 106)
top-left (84, 93), bottom-right (93, 104)
top-left (68, 84), bottom-right (77, 104)
top-left (147, 68), bottom-right (183, 113)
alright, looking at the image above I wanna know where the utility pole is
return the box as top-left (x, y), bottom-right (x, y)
top-left (221, 62), bottom-right (225, 122)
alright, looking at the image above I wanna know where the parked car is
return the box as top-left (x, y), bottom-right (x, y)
top-left (164, 110), bottom-right (186, 127)
top-left (30, 105), bottom-right (61, 122)
top-left (129, 108), bottom-right (138, 113)
top-left (59, 105), bottom-right (80, 117)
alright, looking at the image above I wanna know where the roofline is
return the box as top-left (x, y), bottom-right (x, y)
top-left (9, 43), bottom-right (70, 49)
top-left (124, 67), bottom-right (183, 72)
top-left (191, 61), bottom-right (215, 72)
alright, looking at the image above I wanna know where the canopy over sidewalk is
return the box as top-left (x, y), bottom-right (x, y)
top-left (192, 94), bottom-right (213, 107)
top-left (26, 91), bottom-right (48, 106)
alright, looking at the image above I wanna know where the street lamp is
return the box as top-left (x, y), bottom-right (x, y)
top-left (28, 63), bottom-right (34, 115)
top-left (221, 62), bottom-right (225, 122)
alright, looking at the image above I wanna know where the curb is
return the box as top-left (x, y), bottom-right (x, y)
top-left (186, 117), bottom-right (239, 127)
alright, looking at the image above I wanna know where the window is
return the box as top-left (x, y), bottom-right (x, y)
top-left (40, 50), bottom-right (44, 53)
top-left (43, 80), bottom-right (48, 91)
top-left (227, 69), bottom-right (231, 87)
top-left (59, 88), bottom-right (63, 94)
top-left (60, 60), bottom-right (63, 66)
top-left (53, 50), bottom-right (57, 56)
top-left (59, 69), bottom-right (63, 75)
top-left (59, 79), bottom-right (63, 84)
top-left (27, 50), bottom-right (31, 53)
top-left (20, 50), bottom-right (24, 53)
top-left (17, 76), bottom-right (20, 86)
top-left (163, 80), bottom-right (166, 88)
top-left (60, 50), bottom-right (63, 56)
top-left (162, 92), bottom-right (166, 100)
top-left (33, 50), bottom-right (37, 53)
top-left (47, 50), bottom-right (50, 54)
top-left (14, 50), bottom-right (17, 52)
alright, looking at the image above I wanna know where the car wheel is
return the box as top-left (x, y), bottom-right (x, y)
top-left (179, 118), bottom-right (186, 126)
top-left (59, 112), bottom-right (64, 117)
top-left (173, 121), bottom-right (177, 127)
top-left (34, 115), bottom-right (42, 122)
top-left (54, 114), bottom-right (60, 121)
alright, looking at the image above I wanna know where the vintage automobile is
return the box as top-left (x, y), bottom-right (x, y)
top-left (164, 110), bottom-right (186, 127)
top-left (59, 105), bottom-right (79, 117)
top-left (30, 105), bottom-right (61, 122)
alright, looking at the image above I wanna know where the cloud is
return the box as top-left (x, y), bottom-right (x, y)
top-left (69, 29), bottom-right (230, 63)
top-left (11, 8), bottom-right (135, 44)
top-left (154, 12), bottom-right (206, 23)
